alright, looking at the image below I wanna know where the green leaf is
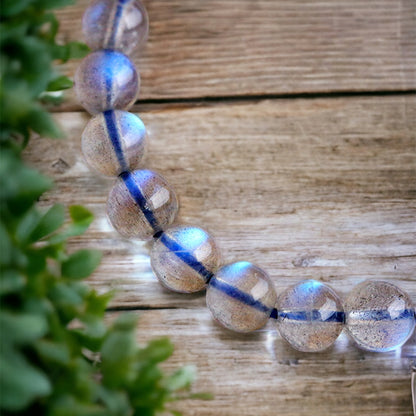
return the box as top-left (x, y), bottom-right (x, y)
top-left (30, 203), bottom-right (65, 242)
top-left (34, 339), bottom-right (70, 365)
top-left (0, 269), bottom-right (26, 295)
top-left (48, 394), bottom-right (107, 416)
top-left (137, 338), bottom-right (174, 364)
top-left (164, 366), bottom-right (196, 392)
top-left (26, 106), bottom-right (62, 138)
top-left (0, 0), bottom-right (35, 17)
top-left (16, 208), bottom-right (42, 243)
top-left (0, 345), bottom-right (51, 411)
top-left (66, 41), bottom-right (90, 59)
top-left (61, 249), bottom-right (102, 279)
top-left (112, 313), bottom-right (139, 332)
top-left (97, 386), bottom-right (131, 416)
top-left (48, 206), bottom-right (94, 244)
top-left (0, 222), bottom-right (13, 266)
top-left (70, 205), bottom-right (94, 224)
top-left (47, 75), bottom-right (73, 91)
top-left (0, 311), bottom-right (48, 345)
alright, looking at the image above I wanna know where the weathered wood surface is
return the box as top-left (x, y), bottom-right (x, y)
top-left (25, 96), bottom-right (416, 415)
top-left (56, 0), bottom-right (416, 105)
top-left (24, 0), bottom-right (416, 414)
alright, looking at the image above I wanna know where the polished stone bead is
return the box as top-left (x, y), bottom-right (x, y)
top-left (82, 110), bottom-right (146, 176)
top-left (107, 170), bottom-right (178, 240)
top-left (74, 50), bottom-right (139, 114)
top-left (151, 226), bottom-right (221, 293)
top-left (345, 280), bottom-right (415, 352)
top-left (206, 262), bottom-right (277, 333)
top-left (82, 0), bottom-right (149, 55)
top-left (276, 280), bottom-right (344, 352)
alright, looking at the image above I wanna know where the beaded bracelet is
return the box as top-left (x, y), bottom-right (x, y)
top-left (73, 0), bottom-right (415, 357)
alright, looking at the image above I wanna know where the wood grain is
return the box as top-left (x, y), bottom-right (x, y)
top-left (26, 82), bottom-right (416, 416)
top-left (55, 0), bottom-right (416, 105)
top-left (25, 95), bottom-right (416, 308)
top-left (23, 1), bottom-right (416, 413)
top-left (104, 308), bottom-right (415, 416)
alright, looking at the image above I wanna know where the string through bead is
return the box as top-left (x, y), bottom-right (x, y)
top-left (75, 0), bottom-right (416, 353)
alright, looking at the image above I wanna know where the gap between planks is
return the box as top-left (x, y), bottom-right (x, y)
top-left (50, 89), bottom-right (416, 113)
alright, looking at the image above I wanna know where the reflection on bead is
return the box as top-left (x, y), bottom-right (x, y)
top-left (82, 110), bottom-right (146, 176)
top-left (107, 170), bottom-right (178, 240)
top-left (74, 50), bottom-right (139, 114)
top-left (151, 226), bottom-right (221, 293)
top-left (206, 262), bottom-right (277, 333)
top-left (83, 0), bottom-right (149, 55)
top-left (345, 280), bottom-right (415, 352)
top-left (276, 280), bottom-right (344, 352)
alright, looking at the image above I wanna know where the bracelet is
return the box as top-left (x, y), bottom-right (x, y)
top-left (73, 0), bottom-right (415, 354)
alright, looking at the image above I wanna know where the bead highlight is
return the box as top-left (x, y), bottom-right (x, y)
top-left (345, 280), bottom-right (415, 352)
top-left (83, 0), bottom-right (149, 55)
top-left (276, 280), bottom-right (344, 352)
top-left (151, 226), bottom-right (221, 293)
top-left (207, 262), bottom-right (277, 333)
top-left (107, 170), bottom-right (178, 240)
top-left (74, 49), bottom-right (139, 114)
top-left (82, 110), bottom-right (146, 176)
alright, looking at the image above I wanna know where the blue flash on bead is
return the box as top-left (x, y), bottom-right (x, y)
top-left (108, 0), bottom-right (131, 49)
top-left (159, 231), bottom-right (214, 282)
top-left (104, 110), bottom-right (128, 172)
top-left (120, 171), bottom-right (160, 233)
top-left (348, 308), bottom-right (415, 321)
top-left (277, 310), bottom-right (345, 323)
top-left (209, 276), bottom-right (272, 314)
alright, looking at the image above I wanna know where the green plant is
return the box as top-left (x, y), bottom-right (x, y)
top-left (0, 1), bottom-right (201, 414)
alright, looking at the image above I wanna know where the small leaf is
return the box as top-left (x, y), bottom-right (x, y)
top-left (47, 76), bottom-right (73, 91)
top-left (0, 0), bottom-right (35, 17)
top-left (0, 269), bottom-right (26, 295)
top-left (61, 249), bottom-right (102, 279)
top-left (16, 209), bottom-right (42, 243)
top-left (66, 41), bottom-right (90, 59)
top-left (164, 366), bottom-right (196, 392)
top-left (26, 107), bottom-right (62, 138)
top-left (0, 223), bottom-right (13, 266)
top-left (34, 339), bottom-right (70, 365)
top-left (0, 346), bottom-right (51, 411)
top-left (112, 313), bottom-right (139, 332)
top-left (69, 205), bottom-right (94, 224)
top-left (48, 205), bottom-right (94, 244)
top-left (137, 338), bottom-right (174, 364)
top-left (96, 386), bottom-right (131, 416)
top-left (30, 203), bottom-right (65, 242)
top-left (0, 312), bottom-right (48, 345)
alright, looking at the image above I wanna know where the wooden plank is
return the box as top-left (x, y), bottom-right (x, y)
top-left (56, 0), bottom-right (416, 105)
top-left (24, 95), bottom-right (416, 310)
top-left (106, 308), bottom-right (415, 416)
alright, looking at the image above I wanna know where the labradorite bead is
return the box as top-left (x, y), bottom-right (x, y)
top-left (107, 170), bottom-right (178, 240)
top-left (151, 226), bottom-right (221, 293)
top-left (82, 0), bottom-right (149, 55)
top-left (276, 280), bottom-right (344, 352)
top-left (82, 110), bottom-right (146, 176)
top-left (345, 280), bottom-right (415, 352)
top-left (74, 50), bottom-right (139, 114)
top-left (206, 262), bottom-right (277, 333)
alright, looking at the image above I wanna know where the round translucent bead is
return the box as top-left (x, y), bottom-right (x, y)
top-left (74, 50), bottom-right (139, 114)
top-left (82, 0), bottom-right (149, 55)
top-left (276, 280), bottom-right (344, 352)
top-left (151, 226), bottom-right (221, 293)
top-left (345, 280), bottom-right (415, 352)
top-left (82, 110), bottom-right (146, 176)
top-left (206, 262), bottom-right (277, 333)
top-left (107, 170), bottom-right (178, 240)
